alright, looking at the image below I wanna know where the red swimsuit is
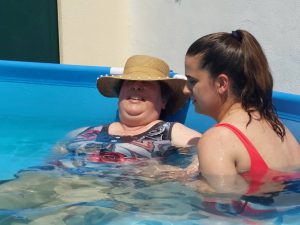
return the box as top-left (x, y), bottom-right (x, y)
top-left (215, 123), bottom-right (299, 194)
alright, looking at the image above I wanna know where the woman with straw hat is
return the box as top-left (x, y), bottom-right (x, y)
top-left (63, 55), bottom-right (201, 164)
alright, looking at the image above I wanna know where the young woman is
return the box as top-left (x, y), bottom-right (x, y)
top-left (184, 30), bottom-right (300, 194)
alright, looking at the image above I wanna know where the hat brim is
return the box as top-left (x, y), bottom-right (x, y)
top-left (97, 75), bottom-right (189, 115)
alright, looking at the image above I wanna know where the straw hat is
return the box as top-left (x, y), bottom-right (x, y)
top-left (97, 55), bottom-right (189, 115)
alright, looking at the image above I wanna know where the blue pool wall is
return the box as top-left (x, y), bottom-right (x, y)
top-left (0, 60), bottom-right (299, 141)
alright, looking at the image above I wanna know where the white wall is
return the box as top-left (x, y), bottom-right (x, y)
top-left (59, 0), bottom-right (300, 94)
top-left (58, 0), bottom-right (130, 67)
top-left (128, 0), bottom-right (300, 94)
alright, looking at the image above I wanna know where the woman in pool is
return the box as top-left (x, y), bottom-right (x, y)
top-left (62, 55), bottom-right (201, 165)
top-left (184, 30), bottom-right (300, 194)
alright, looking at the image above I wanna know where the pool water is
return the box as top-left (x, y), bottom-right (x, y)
top-left (0, 79), bottom-right (118, 181)
top-left (1, 135), bottom-right (300, 225)
top-left (0, 117), bottom-right (72, 183)
top-left (1, 61), bottom-right (300, 225)
top-left (0, 114), bottom-right (204, 224)
top-left (1, 146), bottom-right (300, 225)
top-left (1, 103), bottom-right (300, 225)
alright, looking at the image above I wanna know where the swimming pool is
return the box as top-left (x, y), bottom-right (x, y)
top-left (0, 60), bottom-right (300, 224)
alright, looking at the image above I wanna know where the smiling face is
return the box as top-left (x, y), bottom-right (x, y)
top-left (118, 80), bottom-right (167, 126)
top-left (184, 55), bottom-right (221, 117)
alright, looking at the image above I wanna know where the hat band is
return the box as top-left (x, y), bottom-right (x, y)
top-left (124, 66), bottom-right (168, 79)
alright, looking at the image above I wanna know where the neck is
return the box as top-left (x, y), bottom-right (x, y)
top-left (118, 110), bottom-right (160, 127)
top-left (216, 101), bottom-right (243, 122)
top-left (118, 120), bottom-right (161, 135)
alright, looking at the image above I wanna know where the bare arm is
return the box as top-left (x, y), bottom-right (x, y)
top-left (171, 122), bottom-right (202, 147)
top-left (52, 126), bottom-right (90, 154)
top-left (65, 127), bottom-right (89, 139)
top-left (197, 128), bottom-right (248, 194)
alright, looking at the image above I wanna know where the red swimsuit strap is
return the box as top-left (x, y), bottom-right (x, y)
top-left (215, 123), bottom-right (269, 176)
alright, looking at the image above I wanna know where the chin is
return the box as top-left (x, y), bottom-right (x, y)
top-left (195, 108), bottom-right (202, 114)
top-left (126, 111), bottom-right (144, 117)
top-left (195, 106), bottom-right (205, 115)
top-left (194, 105), bottom-right (201, 113)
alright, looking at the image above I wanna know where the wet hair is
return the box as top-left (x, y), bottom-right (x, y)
top-left (186, 29), bottom-right (285, 140)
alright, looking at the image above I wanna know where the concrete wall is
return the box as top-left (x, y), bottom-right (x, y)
top-left (58, 0), bottom-right (300, 94)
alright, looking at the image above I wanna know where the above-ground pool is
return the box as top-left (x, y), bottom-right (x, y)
top-left (0, 60), bottom-right (300, 225)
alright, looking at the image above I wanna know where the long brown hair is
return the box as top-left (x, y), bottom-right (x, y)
top-left (186, 30), bottom-right (285, 140)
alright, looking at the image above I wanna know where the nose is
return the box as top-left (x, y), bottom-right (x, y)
top-left (183, 83), bottom-right (191, 95)
top-left (130, 81), bottom-right (144, 91)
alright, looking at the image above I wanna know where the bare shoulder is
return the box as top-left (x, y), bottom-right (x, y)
top-left (172, 122), bottom-right (201, 134)
top-left (199, 125), bottom-right (232, 143)
top-left (66, 124), bottom-right (104, 139)
top-left (198, 126), bottom-right (239, 155)
top-left (171, 122), bottom-right (201, 147)
top-left (285, 126), bottom-right (300, 158)
top-left (285, 126), bottom-right (300, 146)
top-left (197, 126), bottom-right (239, 176)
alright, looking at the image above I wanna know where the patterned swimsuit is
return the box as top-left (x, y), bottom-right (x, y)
top-left (65, 121), bottom-right (176, 164)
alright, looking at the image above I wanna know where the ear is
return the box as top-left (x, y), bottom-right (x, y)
top-left (215, 73), bottom-right (229, 94)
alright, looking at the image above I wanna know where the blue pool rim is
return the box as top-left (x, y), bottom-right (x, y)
top-left (0, 59), bottom-right (299, 128)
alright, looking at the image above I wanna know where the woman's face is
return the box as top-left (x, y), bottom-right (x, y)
top-left (118, 80), bottom-right (166, 123)
top-left (184, 55), bottom-right (221, 116)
